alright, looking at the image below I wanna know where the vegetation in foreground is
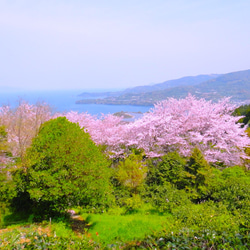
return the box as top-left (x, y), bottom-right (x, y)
top-left (0, 96), bottom-right (249, 249)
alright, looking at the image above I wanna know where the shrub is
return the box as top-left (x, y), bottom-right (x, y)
top-left (116, 152), bottom-right (147, 191)
top-left (184, 147), bottom-right (213, 201)
top-left (146, 151), bottom-right (187, 189)
top-left (210, 166), bottom-right (250, 228)
top-left (12, 117), bottom-right (114, 219)
top-left (148, 182), bottom-right (191, 213)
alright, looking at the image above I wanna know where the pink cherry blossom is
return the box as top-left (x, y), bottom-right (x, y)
top-left (0, 101), bottom-right (53, 159)
top-left (0, 95), bottom-right (249, 166)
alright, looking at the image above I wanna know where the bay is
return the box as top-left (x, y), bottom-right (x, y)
top-left (0, 89), bottom-right (152, 116)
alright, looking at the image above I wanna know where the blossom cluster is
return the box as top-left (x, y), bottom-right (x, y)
top-left (1, 95), bottom-right (249, 166)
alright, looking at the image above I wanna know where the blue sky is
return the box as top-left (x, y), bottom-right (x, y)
top-left (0, 0), bottom-right (249, 90)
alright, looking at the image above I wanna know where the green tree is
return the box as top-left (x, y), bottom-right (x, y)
top-left (14, 117), bottom-right (113, 218)
top-left (184, 147), bottom-right (213, 200)
top-left (0, 125), bottom-right (8, 154)
top-left (146, 151), bottom-right (187, 189)
top-left (0, 126), bottom-right (15, 225)
top-left (233, 104), bottom-right (250, 127)
top-left (114, 151), bottom-right (147, 210)
top-left (210, 166), bottom-right (250, 229)
top-left (145, 152), bottom-right (191, 212)
top-left (116, 152), bottom-right (147, 191)
top-left (245, 127), bottom-right (250, 168)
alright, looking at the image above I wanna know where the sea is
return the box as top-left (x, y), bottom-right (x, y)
top-left (0, 89), bottom-right (152, 117)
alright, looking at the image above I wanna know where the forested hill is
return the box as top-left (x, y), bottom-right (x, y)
top-left (76, 69), bottom-right (250, 106)
top-left (120, 74), bottom-right (220, 94)
top-left (78, 74), bottom-right (219, 99)
top-left (193, 69), bottom-right (250, 100)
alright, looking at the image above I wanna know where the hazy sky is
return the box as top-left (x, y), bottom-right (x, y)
top-left (0, 0), bottom-right (250, 91)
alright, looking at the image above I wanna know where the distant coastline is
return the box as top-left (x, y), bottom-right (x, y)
top-left (76, 98), bottom-right (154, 106)
top-left (75, 70), bottom-right (250, 106)
top-left (0, 90), bottom-right (151, 116)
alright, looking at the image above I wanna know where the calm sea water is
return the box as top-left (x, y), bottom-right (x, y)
top-left (0, 90), bottom-right (152, 116)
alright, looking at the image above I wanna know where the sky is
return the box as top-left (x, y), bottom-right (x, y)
top-left (0, 0), bottom-right (250, 91)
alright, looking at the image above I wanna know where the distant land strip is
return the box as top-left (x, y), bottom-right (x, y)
top-left (76, 69), bottom-right (250, 106)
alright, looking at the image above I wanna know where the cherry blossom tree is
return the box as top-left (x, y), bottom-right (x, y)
top-left (63, 95), bottom-right (250, 165)
top-left (65, 111), bottom-right (128, 157)
top-left (0, 101), bottom-right (53, 159)
top-left (126, 95), bottom-right (250, 165)
top-left (1, 95), bottom-right (249, 166)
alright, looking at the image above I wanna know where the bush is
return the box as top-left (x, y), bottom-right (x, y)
top-left (123, 202), bottom-right (249, 249)
top-left (184, 147), bottom-right (213, 201)
top-left (172, 202), bottom-right (238, 233)
top-left (116, 152), bottom-right (147, 191)
top-left (112, 151), bottom-right (147, 210)
top-left (145, 150), bottom-right (214, 211)
top-left (12, 117), bottom-right (114, 219)
top-left (149, 182), bottom-right (191, 213)
top-left (0, 230), bottom-right (99, 249)
top-left (146, 151), bottom-right (186, 189)
top-left (209, 166), bottom-right (250, 229)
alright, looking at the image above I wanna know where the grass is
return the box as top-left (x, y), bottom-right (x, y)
top-left (0, 204), bottom-right (172, 248)
top-left (83, 213), bottom-right (170, 245)
top-left (1, 202), bottom-right (249, 249)
top-left (80, 204), bottom-right (172, 245)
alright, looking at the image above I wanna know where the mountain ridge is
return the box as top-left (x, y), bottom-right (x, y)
top-left (78, 74), bottom-right (220, 98)
top-left (77, 69), bottom-right (250, 106)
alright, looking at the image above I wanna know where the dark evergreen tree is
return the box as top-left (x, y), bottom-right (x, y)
top-left (184, 147), bottom-right (213, 201)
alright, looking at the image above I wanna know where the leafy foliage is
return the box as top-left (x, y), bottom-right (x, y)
top-left (144, 152), bottom-right (190, 212)
top-left (112, 151), bottom-right (147, 210)
top-left (128, 227), bottom-right (249, 249)
top-left (146, 152), bottom-right (187, 188)
top-left (233, 103), bottom-right (250, 127)
top-left (0, 226), bottom-right (98, 249)
top-left (0, 98), bottom-right (250, 248)
top-left (13, 117), bottom-right (113, 218)
top-left (209, 166), bottom-right (250, 228)
top-left (145, 150), bottom-right (214, 211)
top-left (184, 147), bottom-right (213, 200)
top-left (116, 152), bottom-right (147, 190)
top-left (0, 126), bottom-right (16, 226)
